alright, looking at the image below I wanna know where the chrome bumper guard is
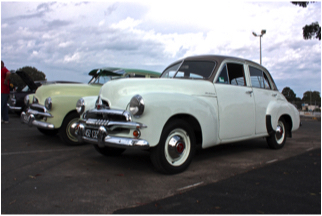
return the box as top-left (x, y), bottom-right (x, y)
top-left (20, 105), bottom-right (54, 129)
top-left (7, 103), bottom-right (22, 111)
top-left (71, 117), bottom-right (149, 149)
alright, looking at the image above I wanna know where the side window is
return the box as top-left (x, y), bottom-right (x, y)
top-left (249, 66), bottom-right (272, 89)
top-left (216, 64), bottom-right (229, 84)
top-left (216, 63), bottom-right (246, 86)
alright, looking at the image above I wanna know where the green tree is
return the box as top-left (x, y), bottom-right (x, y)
top-left (10, 66), bottom-right (46, 90)
top-left (282, 87), bottom-right (296, 101)
top-left (292, 2), bottom-right (321, 40)
top-left (302, 90), bottom-right (321, 105)
top-left (282, 87), bottom-right (302, 108)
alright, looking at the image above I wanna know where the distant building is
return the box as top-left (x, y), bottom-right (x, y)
top-left (302, 103), bottom-right (320, 111)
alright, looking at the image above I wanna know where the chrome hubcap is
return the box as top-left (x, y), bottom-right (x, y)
top-left (164, 129), bottom-right (190, 166)
top-left (66, 118), bottom-right (79, 142)
top-left (275, 121), bottom-right (285, 145)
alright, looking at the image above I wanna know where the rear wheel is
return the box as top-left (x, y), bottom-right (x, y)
top-left (267, 117), bottom-right (287, 149)
top-left (59, 112), bottom-right (82, 146)
top-left (150, 119), bottom-right (196, 174)
top-left (94, 145), bottom-right (125, 157)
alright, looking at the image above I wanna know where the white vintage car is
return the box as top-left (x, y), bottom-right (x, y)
top-left (71, 55), bottom-right (301, 174)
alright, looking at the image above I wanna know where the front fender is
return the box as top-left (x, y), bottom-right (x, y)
top-left (45, 95), bottom-right (84, 128)
top-left (136, 92), bottom-right (219, 148)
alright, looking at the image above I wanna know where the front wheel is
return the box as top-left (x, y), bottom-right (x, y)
top-left (59, 112), bottom-right (83, 146)
top-left (150, 119), bottom-right (196, 174)
top-left (267, 118), bottom-right (287, 149)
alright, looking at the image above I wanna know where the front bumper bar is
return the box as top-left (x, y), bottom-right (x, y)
top-left (71, 122), bottom-right (149, 149)
top-left (21, 111), bottom-right (55, 129)
top-left (7, 103), bottom-right (22, 111)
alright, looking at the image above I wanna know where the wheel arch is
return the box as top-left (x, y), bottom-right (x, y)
top-left (163, 114), bottom-right (203, 148)
top-left (266, 114), bottom-right (293, 138)
top-left (280, 114), bottom-right (293, 138)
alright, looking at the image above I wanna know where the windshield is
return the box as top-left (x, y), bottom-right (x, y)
top-left (161, 61), bottom-right (216, 79)
top-left (89, 75), bottom-right (113, 85)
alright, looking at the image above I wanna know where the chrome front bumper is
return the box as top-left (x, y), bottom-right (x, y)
top-left (21, 110), bottom-right (55, 129)
top-left (71, 121), bottom-right (149, 149)
top-left (7, 103), bottom-right (22, 111)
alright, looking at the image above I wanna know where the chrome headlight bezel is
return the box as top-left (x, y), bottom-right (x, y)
top-left (129, 94), bottom-right (144, 118)
top-left (24, 95), bottom-right (30, 106)
top-left (45, 97), bottom-right (52, 110)
top-left (76, 98), bottom-right (85, 114)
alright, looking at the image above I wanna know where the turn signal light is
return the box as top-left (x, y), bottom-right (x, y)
top-left (133, 129), bottom-right (141, 138)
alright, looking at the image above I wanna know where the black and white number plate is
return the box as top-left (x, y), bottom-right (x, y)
top-left (85, 128), bottom-right (99, 139)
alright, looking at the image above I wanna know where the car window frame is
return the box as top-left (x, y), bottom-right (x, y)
top-left (248, 65), bottom-right (276, 91)
top-left (214, 60), bottom-right (249, 87)
top-left (160, 60), bottom-right (216, 80)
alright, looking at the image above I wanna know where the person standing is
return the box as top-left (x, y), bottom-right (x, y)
top-left (1, 61), bottom-right (11, 123)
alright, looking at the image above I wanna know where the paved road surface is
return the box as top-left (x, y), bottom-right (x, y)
top-left (1, 115), bottom-right (320, 214)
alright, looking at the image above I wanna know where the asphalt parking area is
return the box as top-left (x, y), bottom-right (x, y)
top-left (115, 148), bottom-right (321, 214)
top-left (1, 115), bottom-right (321, 214)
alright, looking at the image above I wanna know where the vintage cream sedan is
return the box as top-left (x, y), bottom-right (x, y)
top-left (72, 55), bottom-right (300, 174)
top-left (21, 68), bottom-right (160, 145)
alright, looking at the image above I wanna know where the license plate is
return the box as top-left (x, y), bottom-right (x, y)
top-left (85, 129), bottom-right (99, 139)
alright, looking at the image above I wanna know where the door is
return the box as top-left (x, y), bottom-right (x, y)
top-left (248, 65), bottom-right (278, 135)
top-left (215, 63), bottom-right (255, 141)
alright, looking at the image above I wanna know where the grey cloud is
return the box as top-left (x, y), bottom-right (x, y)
top-left (3, 2), bottom-right (56, 25)
top-left (105, 3), bottom-right (118, 16)
top-left (43, 19), bottom-right (72, 29)
top-left (36, 2), bottom-right (56, 12)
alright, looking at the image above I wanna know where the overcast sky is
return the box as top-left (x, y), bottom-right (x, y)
top-left (1, 1), bottom-right (321, 98)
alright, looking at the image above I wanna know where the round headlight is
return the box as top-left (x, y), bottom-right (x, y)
top-left (45, 97), bottom-right (52, 110)
top-left (76, 98), bottom-right (85, 114)
top-left (129, 95), bottom-right (144, 117)
top-left (24, 95), bottom-right (30, 105)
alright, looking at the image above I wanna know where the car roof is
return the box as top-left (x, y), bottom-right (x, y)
top-left (171, 55), bottom-right (265, 69)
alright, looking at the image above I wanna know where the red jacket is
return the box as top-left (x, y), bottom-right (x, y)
top-left (1, 66), bottom-right (10, 94)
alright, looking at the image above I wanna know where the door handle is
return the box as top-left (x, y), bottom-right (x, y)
top-left (246, 91), bottom-right (253, 94)
top-left (272, 93), bottom-right (277, 97)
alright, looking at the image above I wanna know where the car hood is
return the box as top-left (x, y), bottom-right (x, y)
top-left (16, 71), bottom-right (40, 91)
top-left (34, 83), bottom-right (101, 102)
top-left (99, 78), bottom-right (215, 108)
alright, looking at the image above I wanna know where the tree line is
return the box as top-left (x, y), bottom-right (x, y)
top-left (282, 87), bottom-right (321, 111)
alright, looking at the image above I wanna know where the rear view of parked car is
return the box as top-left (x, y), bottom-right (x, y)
top-left (72, 55), bottom-right (301, 174)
